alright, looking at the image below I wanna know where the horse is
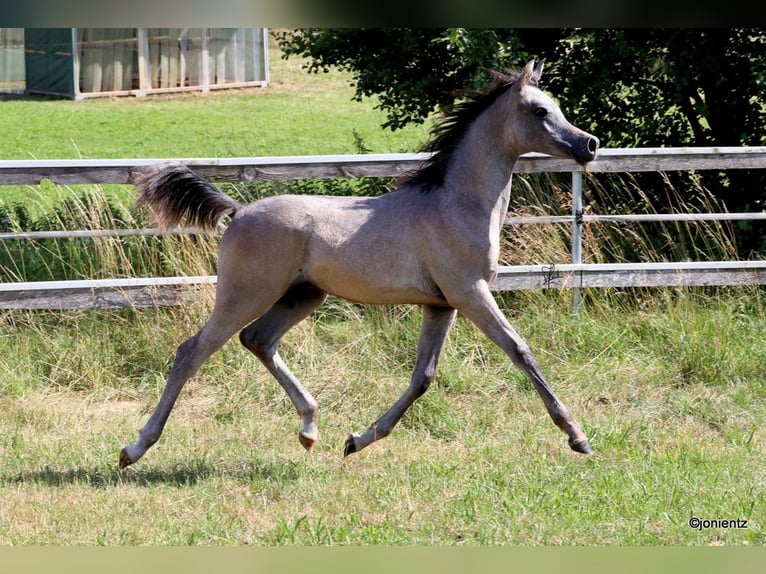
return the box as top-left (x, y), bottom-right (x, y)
top-left (119, 60), bottom-right (599, 469)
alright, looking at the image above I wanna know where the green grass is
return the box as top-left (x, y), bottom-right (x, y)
top-left (1, 38), bottom-right (427, 161)
top-left (0, 294), bottom-right (763, 545)
top-left (1, 82), bottom-right (424, 161)
top-left (0, 33), bottom-right (764, 546)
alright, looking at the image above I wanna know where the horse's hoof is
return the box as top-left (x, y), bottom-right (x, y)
top-left (569, 437), bottom-right (594, 455)
top-left (343, 435), bottom-right (357, 457)
top-left (118, 448), bottom-right (134, 469)
top-left (298, 432), bottom-right (315, 452)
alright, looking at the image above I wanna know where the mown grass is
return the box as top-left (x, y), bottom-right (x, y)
top-left (0, 37), bottom-right (427, 161)
top-left (0, 292), bottom-right (763, 545)
top-left (0, 33), bottom-right (764, 546)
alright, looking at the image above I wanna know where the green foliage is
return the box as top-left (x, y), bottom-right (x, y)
top-left (519, 29), bottom-right (766, 149)
top-left (280, 28), bottom-right (766, 149)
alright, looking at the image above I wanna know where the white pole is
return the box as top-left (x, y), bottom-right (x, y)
top-left (136, 28), bottom-right (149, 97)
top-left (571, 171), bottom-right (583, 311)
top-left (201, 28), bottom-right (210, 93)
top-left (71, 29), bottom-right (84, 99)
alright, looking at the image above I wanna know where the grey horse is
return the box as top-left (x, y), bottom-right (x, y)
top-left (120, 60), bottom-right (599, 468)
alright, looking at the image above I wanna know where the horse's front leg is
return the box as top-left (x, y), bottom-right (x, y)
top-left (450, 280), bottom-right (593, 454)
top-left (344, 305), bottom-right (457, 456)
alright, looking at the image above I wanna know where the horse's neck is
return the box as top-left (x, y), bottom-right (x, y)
top-left (443, 113), bottom-right (518, 221)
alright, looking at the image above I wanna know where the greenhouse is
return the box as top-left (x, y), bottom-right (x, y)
top-left (0, 28), bottom-right (269, 98)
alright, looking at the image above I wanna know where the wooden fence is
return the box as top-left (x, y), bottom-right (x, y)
top-left (1, 147), bottom-right (765, 310)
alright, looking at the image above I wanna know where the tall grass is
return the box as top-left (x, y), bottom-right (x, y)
top-left (0, 167), bottom-right (742, 284)
top-left (505, 171), bottom-right (739, 268)
top-left (0, 185), bottom-right (221, 283)
top-left (501, 170), bottom-right (748, 311)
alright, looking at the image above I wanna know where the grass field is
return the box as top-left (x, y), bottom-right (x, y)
top-left (1, 40), bottom-right (427, 161)
top-left (0, 34), bottom-right (764, 547)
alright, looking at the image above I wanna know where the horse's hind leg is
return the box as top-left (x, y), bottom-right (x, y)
top-left (239, 283), bottom-right (327, 452)
top-left (450, 280), bottom-right (592, 454)
top-left (119, 311), bottom-right (246, 468)
top-left (119, 281), bottom-right (287, 469)
top-left (344, 305), bottom-right (457, 456)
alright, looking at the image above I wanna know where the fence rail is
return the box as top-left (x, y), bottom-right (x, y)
top-left (3, 147), bottom-right (766, 186)
top-left (1, 147), bottom-right (765, 310)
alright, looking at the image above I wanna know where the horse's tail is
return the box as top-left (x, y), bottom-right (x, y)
top-left (135, 163), bottom-right (240, 231)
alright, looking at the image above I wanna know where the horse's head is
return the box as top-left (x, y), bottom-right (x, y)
top-left (508, 60), bottom-right (599, 165)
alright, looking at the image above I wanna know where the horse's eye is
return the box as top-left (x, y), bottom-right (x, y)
top-left (534, 107), bottom-right (548, 118)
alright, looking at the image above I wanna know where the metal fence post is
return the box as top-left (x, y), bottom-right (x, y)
top-left (571, 171), bottom-right (583, 311)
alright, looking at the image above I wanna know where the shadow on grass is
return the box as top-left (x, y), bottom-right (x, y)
top-left (2, 457), bottom-right (304, 488)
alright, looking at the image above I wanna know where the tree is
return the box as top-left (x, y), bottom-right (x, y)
top-left (279, 29), bottom-right (765, 147)
top-left (515, 29), bottom-right (766, 148)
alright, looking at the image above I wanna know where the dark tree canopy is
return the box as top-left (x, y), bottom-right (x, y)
top-left (279, 28), bottom-right (766, 147)
top-left (515, 29), bottom-right (766, 149)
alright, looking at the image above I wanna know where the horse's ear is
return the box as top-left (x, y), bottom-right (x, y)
top-left (518, 60), bottom-right (536, 89)
top-left (518, 59), bottom-right (544, 89)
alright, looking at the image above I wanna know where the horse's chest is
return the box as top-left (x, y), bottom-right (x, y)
top-left (425, 214), bottom-right (501, 284)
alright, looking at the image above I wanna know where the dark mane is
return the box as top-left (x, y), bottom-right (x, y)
top-left (403, 68), bottom-right (522, 191)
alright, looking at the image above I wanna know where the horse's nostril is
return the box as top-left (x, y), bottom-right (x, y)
top-left (574, 136), bottom-right (599, 164)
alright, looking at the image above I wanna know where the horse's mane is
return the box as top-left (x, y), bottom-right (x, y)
top-left (403, 68), bottom-right (525, 191)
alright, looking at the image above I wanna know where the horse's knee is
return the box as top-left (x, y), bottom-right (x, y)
top-left (176, 333), bottom-right (198, 356)
top-left (238, 325), bottom-right (273, 361)
top-left (414, 373), bottom-right (434, 398)
top-left (238, 325), bottom-right (255, 349)
top-left (171, 335), bottom-right (202, 372)
top-left (508, 340), bottom-right (542, 373)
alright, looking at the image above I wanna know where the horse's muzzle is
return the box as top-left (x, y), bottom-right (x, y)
top-left (575, 135), bottom-right (600, 164)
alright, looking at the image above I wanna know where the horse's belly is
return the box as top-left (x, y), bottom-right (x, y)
top-left (308, 260), bottom-right (445, 306)
top-left (297, 199), bottom-right (446, 305)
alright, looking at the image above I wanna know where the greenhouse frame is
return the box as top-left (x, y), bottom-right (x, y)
top-left (0, 28), bottom-right (269, 98)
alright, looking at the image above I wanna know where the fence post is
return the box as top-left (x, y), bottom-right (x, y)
top-left (571, 171), bottom-right (583, 311)
top-left (136, 28), bottom-right (149, 97)
top-left (201, 28), bottom-right (210, 93)
top-left (70, 29), bottom-right (84, 100)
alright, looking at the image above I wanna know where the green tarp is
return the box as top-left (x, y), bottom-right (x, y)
top-left (24, 28), bottom-right (75, 96)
